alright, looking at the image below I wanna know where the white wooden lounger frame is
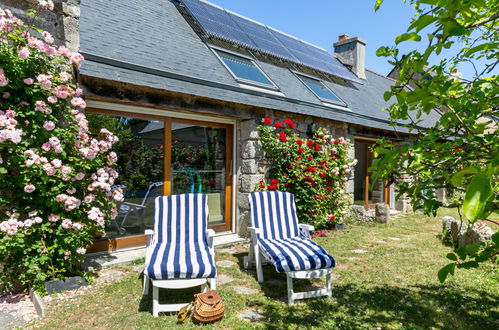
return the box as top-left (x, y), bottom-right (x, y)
top-left (142, 229), bottom-right (217, 317)
top-left (244, 224), bottom-right (333, 304)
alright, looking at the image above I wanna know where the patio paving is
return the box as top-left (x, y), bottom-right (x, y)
top-left (216, 260), bottom-right (237, 268)
top-left (231, 286), bottom-right (259, 295)
top-left (0, 311), bottom-right (25, 329)
top-left (217, 274), bottom-right (235, 285)
top-left (237, 308), bottom-right (265, 322)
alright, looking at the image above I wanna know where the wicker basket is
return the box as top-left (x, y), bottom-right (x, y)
top-left (192, 290), bottom-right (224, 323)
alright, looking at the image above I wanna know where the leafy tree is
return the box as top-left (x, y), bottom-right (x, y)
top-left (373, 0), bottom-right (498, 281)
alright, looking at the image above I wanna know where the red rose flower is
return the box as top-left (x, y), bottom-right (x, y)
top-left (327, 180), bottom-right (333, 185)
top-left (259, 181), bottom-right (266, 189)
top-left (284, 118), bottom-right (295, 129)
top-left (274, 122), bottom-right (283, 128)
top-left (268, 183), bottom-right (278, 191)
top-left (320, 172), bottom-right (326, 178)
top-left (315, 144), bottom-right (322, 151)
top-left (454, 145), bottom-right (461, 151)
top-left (298, 148), bottom-right (304, 154)
top-left (284, 182), bottom-right (291, 188)
top-left (263, 117), bottom-right (272, 125)
top-left (308, 155), bottom-right (313, 161)
top-left (306, 210), bottom-right (312, 215)
top-left (270, 179), bottom-right (279, 185)
top-left (287, 163), bottom-right (293, 169)
top-left (306, 140), bottom-right (314, 146)
top-left (333, 140), bottom-right (339, 145)
top-left (329, 215), bottom-right (335, 222)
top-left (278, 131), bottom-right (287, 142)
top-left (327, 186), bottom-right (332, 192)
top-left (296, 140), bottom-right (303, 146)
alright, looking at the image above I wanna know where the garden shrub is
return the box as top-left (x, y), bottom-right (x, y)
top-left (257, 117), bottom-right (356, 228)
top-left (0, 6), bottom-right (120, 293)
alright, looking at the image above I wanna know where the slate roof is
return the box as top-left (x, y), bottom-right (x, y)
top-left (79, 0), bottom-right (437, 133)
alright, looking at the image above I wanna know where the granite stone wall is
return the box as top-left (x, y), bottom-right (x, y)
top-left (0, 0), bottom-right (80, 50)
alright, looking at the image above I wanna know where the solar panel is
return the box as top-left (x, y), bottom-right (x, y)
top-left (180, 0), bottom-right (362, 83)
top-left (228, 14), bottom-right (298, 63)
top-left (182, 0), bottom-right (257, 49)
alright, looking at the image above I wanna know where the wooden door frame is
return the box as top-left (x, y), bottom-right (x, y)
top-left (355, 139), bottom-right (390, 208)
top-left (86, 109), bottom-right (234, 253)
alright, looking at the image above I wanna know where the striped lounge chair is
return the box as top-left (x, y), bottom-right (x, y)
top-left (143, 194), bottom-right (217, 316)
top-left (244, 191), bottom-right (336, 304)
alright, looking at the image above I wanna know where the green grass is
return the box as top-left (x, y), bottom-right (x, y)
top-left (31, 210), bottom-right (498, 329)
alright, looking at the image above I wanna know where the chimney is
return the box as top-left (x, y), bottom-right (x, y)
top-left (333, 35), bottom-right (367, 80)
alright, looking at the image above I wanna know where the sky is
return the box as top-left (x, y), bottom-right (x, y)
top-left (207, 0), bottom-right (493, 80)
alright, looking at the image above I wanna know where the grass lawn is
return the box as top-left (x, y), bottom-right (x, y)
top-left (31, 210), bottom-right (498, 329)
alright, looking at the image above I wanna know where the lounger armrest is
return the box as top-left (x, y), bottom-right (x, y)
top-left (206, 229), bottom-right (216, 249)
top-left (299, 224), bottom-right (314, 238)
top-left (145, 229), bottom-right (155, 247)
top-left (248, 227), bottom-right (260, 244)
top-left (122, 202), bottom-right (145, 209)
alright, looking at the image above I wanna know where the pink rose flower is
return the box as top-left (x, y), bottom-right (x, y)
top-left (43, 120), bottom-right (55, 131)
top-left (0, 69), bottom-right (8, 87)
top-left (76, 247), bottom-right (86, 254)
top-left (59, 72), bottom-right (71, 82)
top-left (41, 142), bottom-right (51, 151)
top-left (70, 97), bottom-right (86, 109)
top-left (18, 47), bottom-right (30, 59)
top-left (24, 183), bottom-right (35, 193)
top-left (23, 78), bottom-right (34, 85)
top-left (47, 95), bottom-right (58, 104)
top-left (48, 214), bottom-right (60, 222)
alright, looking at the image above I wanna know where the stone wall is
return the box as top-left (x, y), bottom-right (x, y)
top-left (0, 0), bottom-right (80, 50)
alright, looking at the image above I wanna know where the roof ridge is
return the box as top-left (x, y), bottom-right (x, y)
top-left (197, 0), bottom-right (329, 53)
top-left (365, 68), bottom-right (397, 82)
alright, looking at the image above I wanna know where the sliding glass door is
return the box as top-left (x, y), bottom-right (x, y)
top-left (170, 121), bottom-right (231, 232)
top-left (86, 110), bottom-right (233, 252)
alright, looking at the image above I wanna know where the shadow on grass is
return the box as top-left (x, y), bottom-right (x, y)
top-left (233, 252), bottom-right (497, 329)
top-left (257, 283), bottom-right (498, 329)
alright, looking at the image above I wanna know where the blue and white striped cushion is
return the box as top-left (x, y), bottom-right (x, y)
top-left (145, 194), bottom-right (217, 280)
top-left (249, 191), bottom-right (300, 240)
top-left (249, 191), bottom-right (336, 272)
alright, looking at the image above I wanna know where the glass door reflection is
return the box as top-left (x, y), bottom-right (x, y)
top-left (170, 122), bottom-right (230, 231)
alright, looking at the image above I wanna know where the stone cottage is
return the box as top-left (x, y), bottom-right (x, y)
top-left (2, 0), bottom-right (437, 257)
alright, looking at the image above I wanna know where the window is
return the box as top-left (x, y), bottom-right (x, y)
top-left (213, 49), bottom-right (276, 88)
top-left (297, 74), bottom-right (345, 105)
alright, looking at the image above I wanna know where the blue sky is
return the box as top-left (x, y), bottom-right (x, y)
top-left (208, 0), bottom-right (493, 80)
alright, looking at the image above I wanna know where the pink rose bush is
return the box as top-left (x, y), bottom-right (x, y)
top-left (0, 7), bottom-right (120, 293)
top-left (258, 117), bottom-right (355, 228)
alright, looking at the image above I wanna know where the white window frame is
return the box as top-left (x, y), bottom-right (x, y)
top-left (210, 45), bottom-right (280, 91)
top-left (293, 71), bottom-right (347, 107)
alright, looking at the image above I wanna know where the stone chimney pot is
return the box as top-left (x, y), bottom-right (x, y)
top-left (333, 36), bottom-right (367, 80)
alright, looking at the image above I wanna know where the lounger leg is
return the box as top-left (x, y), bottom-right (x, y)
top-left (245, 241), bottom-right (254, 269)
top-left (287, 273), bottom-right (294, 304)
top-left (142, 274), bottom-right (150, 295)
top-left (152, 285), bottom-right (159, 317)
top-left (255, 247), bottom-right (264, 283)
top-left (201, 282), bottom-right (208, 293)
top-left (326, 272), bottom-right (333, 297)
top-left (209, 278), bottom-right (216, 291)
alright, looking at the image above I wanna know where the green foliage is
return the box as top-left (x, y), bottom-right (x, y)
top-left (257, 117), bottom-right (355, 228)
top-left (0, 8), bottom-right (119, 292)
top-left (373, 0), bottom-right (498, 278)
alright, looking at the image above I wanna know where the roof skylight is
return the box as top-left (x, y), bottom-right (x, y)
top-left (213, 49), bottom-right (276, 88)
top-left (297, 74), bottom-right (345, 105)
